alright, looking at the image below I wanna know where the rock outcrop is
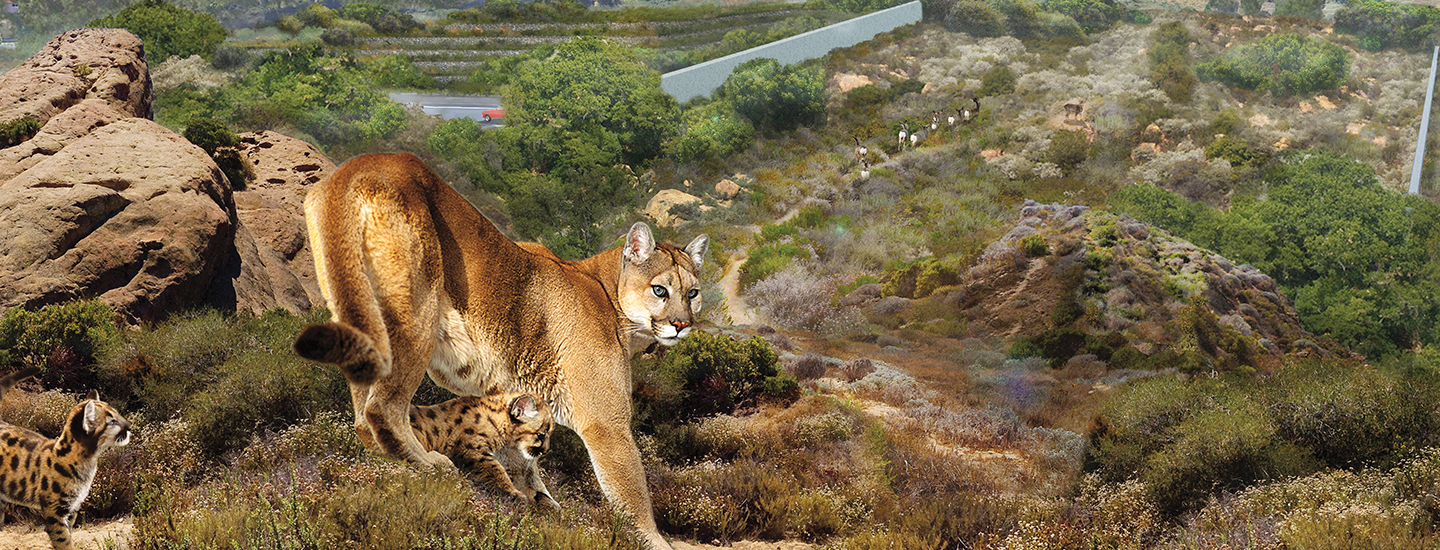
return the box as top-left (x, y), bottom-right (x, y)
top-left (644, 188), bottom-right (704, 228)
top-left (953, 200), bottom-right (1346, 368)
top-left (0, 117), bottom-right (234, 322)
top-left (0, 29), bottom-right (328, 322)
top-left (0, 29), bottom-right (152, 181)
top-left (212, 131), bottom-right (333, 316)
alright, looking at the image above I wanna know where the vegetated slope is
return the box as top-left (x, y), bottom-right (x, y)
top-left (954, 200), bottom-right (1348, 373)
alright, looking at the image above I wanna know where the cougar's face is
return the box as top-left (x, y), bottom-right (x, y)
top-left (637, 263), bottom-right (702, 346)
top-left (618, 225), bottom-right (709, 348)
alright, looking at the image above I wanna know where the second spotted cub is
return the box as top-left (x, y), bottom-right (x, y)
top-left (409, 393), bottom-right (556, 509)
top-left (0, 367), bottom-right (132, 550)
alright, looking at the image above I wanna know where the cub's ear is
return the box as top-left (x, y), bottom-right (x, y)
top-left (87, 389), bottom-right (99, 401)
top-left (509, 394), bottom-right (540, 422)
top-left (684, 234), bottom-right (709, 268)
top-left (82, 401), bottom-right (97, 433)
top-left (623, 222), bottom-right (655, 265)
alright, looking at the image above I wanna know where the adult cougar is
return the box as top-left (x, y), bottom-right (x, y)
top-left (293, 153), bottom-right (705, 550)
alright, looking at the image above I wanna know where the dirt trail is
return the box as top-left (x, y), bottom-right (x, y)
top-left (0, 518), bottom-right (133, 550)
top-left (718, 251), bottom-right (759, 326)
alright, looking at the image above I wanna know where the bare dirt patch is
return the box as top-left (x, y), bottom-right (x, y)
top-left (0, 517), bottom-right (133, 550)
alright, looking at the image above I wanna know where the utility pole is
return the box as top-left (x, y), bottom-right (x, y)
top-left (1410, 46), bottom-right (1438, 195)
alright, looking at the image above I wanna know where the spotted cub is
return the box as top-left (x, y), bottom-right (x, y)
top-left (0, 367), bottom-right (132, 550)
top-left (409, 393), bottom-right (556, 509)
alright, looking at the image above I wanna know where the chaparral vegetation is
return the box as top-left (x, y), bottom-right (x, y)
top-left (2, 0), bottom-right (1440, 547)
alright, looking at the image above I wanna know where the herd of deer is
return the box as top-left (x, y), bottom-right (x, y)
top-left (852, 96), bottom-right (983, 178)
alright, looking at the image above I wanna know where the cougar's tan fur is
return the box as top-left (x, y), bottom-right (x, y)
top-left (293, 153), bottom-right (705, 550)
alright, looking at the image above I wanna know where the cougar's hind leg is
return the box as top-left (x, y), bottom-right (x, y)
top-left (364, 299), bottom-right (453, 469)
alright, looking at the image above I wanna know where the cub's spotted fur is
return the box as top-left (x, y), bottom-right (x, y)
top-left (409, 393), bottom-right (556, 509)
top-left (0, 367), bottom-right (132, 550)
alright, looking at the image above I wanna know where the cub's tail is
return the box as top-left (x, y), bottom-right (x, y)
top-left (0, 367), bottom-right (41, 405)
top-left (294, 322), bottom-right (389, 384)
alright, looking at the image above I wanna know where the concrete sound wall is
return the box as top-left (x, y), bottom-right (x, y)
top-left (659, 1), bottom-right (922, 103)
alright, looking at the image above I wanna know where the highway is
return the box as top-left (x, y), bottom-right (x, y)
top-left (387, 93), bottom-right (503, 126)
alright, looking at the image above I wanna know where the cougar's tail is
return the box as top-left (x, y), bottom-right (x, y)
top-left (294, 322), bottom-right (388, 384)
top-left (0, 367), bottom-right (41, 408)
top-left (293, 154), bottom-right (416, 386)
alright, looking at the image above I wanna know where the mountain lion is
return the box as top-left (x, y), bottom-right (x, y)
top-left (293, 153), bottom-right (705, 550)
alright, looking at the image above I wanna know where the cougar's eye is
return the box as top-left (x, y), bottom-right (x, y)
top-left (652, 285), bottom-right (668, 298)
top-left (687, 288), bottom-right (699, 299)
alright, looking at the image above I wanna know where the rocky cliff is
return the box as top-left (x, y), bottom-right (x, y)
top-left (0, 29), bottom-right (330, 322)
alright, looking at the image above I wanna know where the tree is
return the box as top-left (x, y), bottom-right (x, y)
top-left (668, 100), bottom-right (756, 164)
top-left (87, 0), bottom-right (225, 62)
top-left (506, 37), bottom-right (679, 165)
top-left (1149, 22), bottom-right (1197, 103)
top-left (1041, 0), bottom-right (1127, 34)
top-left (1274, 0), bottom-right (1324, 19)
top-left (492, 37), bottom-right (678, 256)
top-left (1241, 0), bottom-right (1263, 15)
top-left (947, 0), bottom-right (1007, 36)
top-left (981, 64), bottom-right (1017, 96)
top-left (716, 58), bottom-right (827, 135)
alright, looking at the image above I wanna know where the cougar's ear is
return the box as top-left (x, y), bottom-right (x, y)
top-left (623, 222), bottom-right (655, 265)
top-left (684, 234), bottom-right (709, 268)
top-left (509, 394), bottom-right (540, 422)
top-left (87, 389), bottom-right (99, 401)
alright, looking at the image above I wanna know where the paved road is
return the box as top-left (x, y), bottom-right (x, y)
top-left (387, 93), bottom-right (504, 126)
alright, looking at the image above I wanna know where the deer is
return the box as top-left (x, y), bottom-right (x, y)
top-left (930, 111), bottom-right (940, 132)
top-left (853, 135), bottom-right (868, 163)
top-left (859, 159), bottom-right (871, 179)
top-left (963, 96), bottom-right (980, 124)
top-left (1063, 98), bottom-right (1085, 120)
top-left (910, 125), bottom-right (926, 147)
top-left (898, 122), bottom-right (910, 148)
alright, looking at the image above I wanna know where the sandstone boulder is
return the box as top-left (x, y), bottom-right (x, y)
top-left (0, 118), bottom-right (234, 322)
top-left (208, 131), bottom-right (334, 316)
top-left (0, 28), bottom-right (150, 135)
top-left (0, 30), bottom-right (334, 323)
top-left (715, 178), bottom-right (744, 200)
top-left (644, 189), bottom-right (703, 228)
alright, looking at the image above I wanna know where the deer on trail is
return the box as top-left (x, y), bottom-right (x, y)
top-left (1063, 99), bottom-right (1085, 120)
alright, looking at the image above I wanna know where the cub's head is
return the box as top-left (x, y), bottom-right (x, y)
top-left (507, 394), bottom-right (553, 461)
top-left (616, 222), bottom-right (708, 347)
top-left (68, 390), bottom-right (132, 452)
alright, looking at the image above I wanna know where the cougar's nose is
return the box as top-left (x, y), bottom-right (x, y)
top-left (672, 320), bottom-right (691, 331)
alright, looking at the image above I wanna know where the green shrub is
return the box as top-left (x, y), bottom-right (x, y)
top-left (993, 0), bottom-right (1048, 38)
top-left (1008, 338), bottom-right (1043, 359)
top-left (0, 116), bottom-right (40, 147)
top-left (183, 118), bottom-right (236, 156)
top-left (1240, 0), bottom-right (1261, 14)
top-left (1197, 33), bottom-right (1350, 97)
top-left (946, 0), bottom-right (1007, 37)
top-left (1149, 22), bottom-right (1197, 103)
top-left (980, 65), bottom-right (1017, 96)
top-left (880, 258), bottom-right (958, 299)
top-left (718, 58), bottom-right (826, 134)
top-left (740, 243), bottom-right (813, 289)
top-left (634, 331), bottom-right (796, 429)
top-left (367, 55), bottom-right (435, 90)
top-left (1092, 361), bottom-right (1440, 517)
top-left (0, 299), bottom-right (120, 391)
top-left (88, 0), bottom-right (226, 61)
top-left (1206, 0), bottom-right (1238, 13)
top-left (1040, 0), bottom-right (1127, 33)
top-left (846, 85), bottom-right (888, 110)
top-left (1018, 234), bottom-right (1050, 257)
top-left (1204, 135), bottom-right (1269, 168)
top-left (1274, 0), bottom-right (1323, 19)
top-left (1335, 0), bottom-right (1440, 52)
top-left (1047, 129), bottom-right (1090, 171)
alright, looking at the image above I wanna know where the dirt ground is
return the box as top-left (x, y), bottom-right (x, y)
top-left (0, 517), bottom-right (133, 550)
